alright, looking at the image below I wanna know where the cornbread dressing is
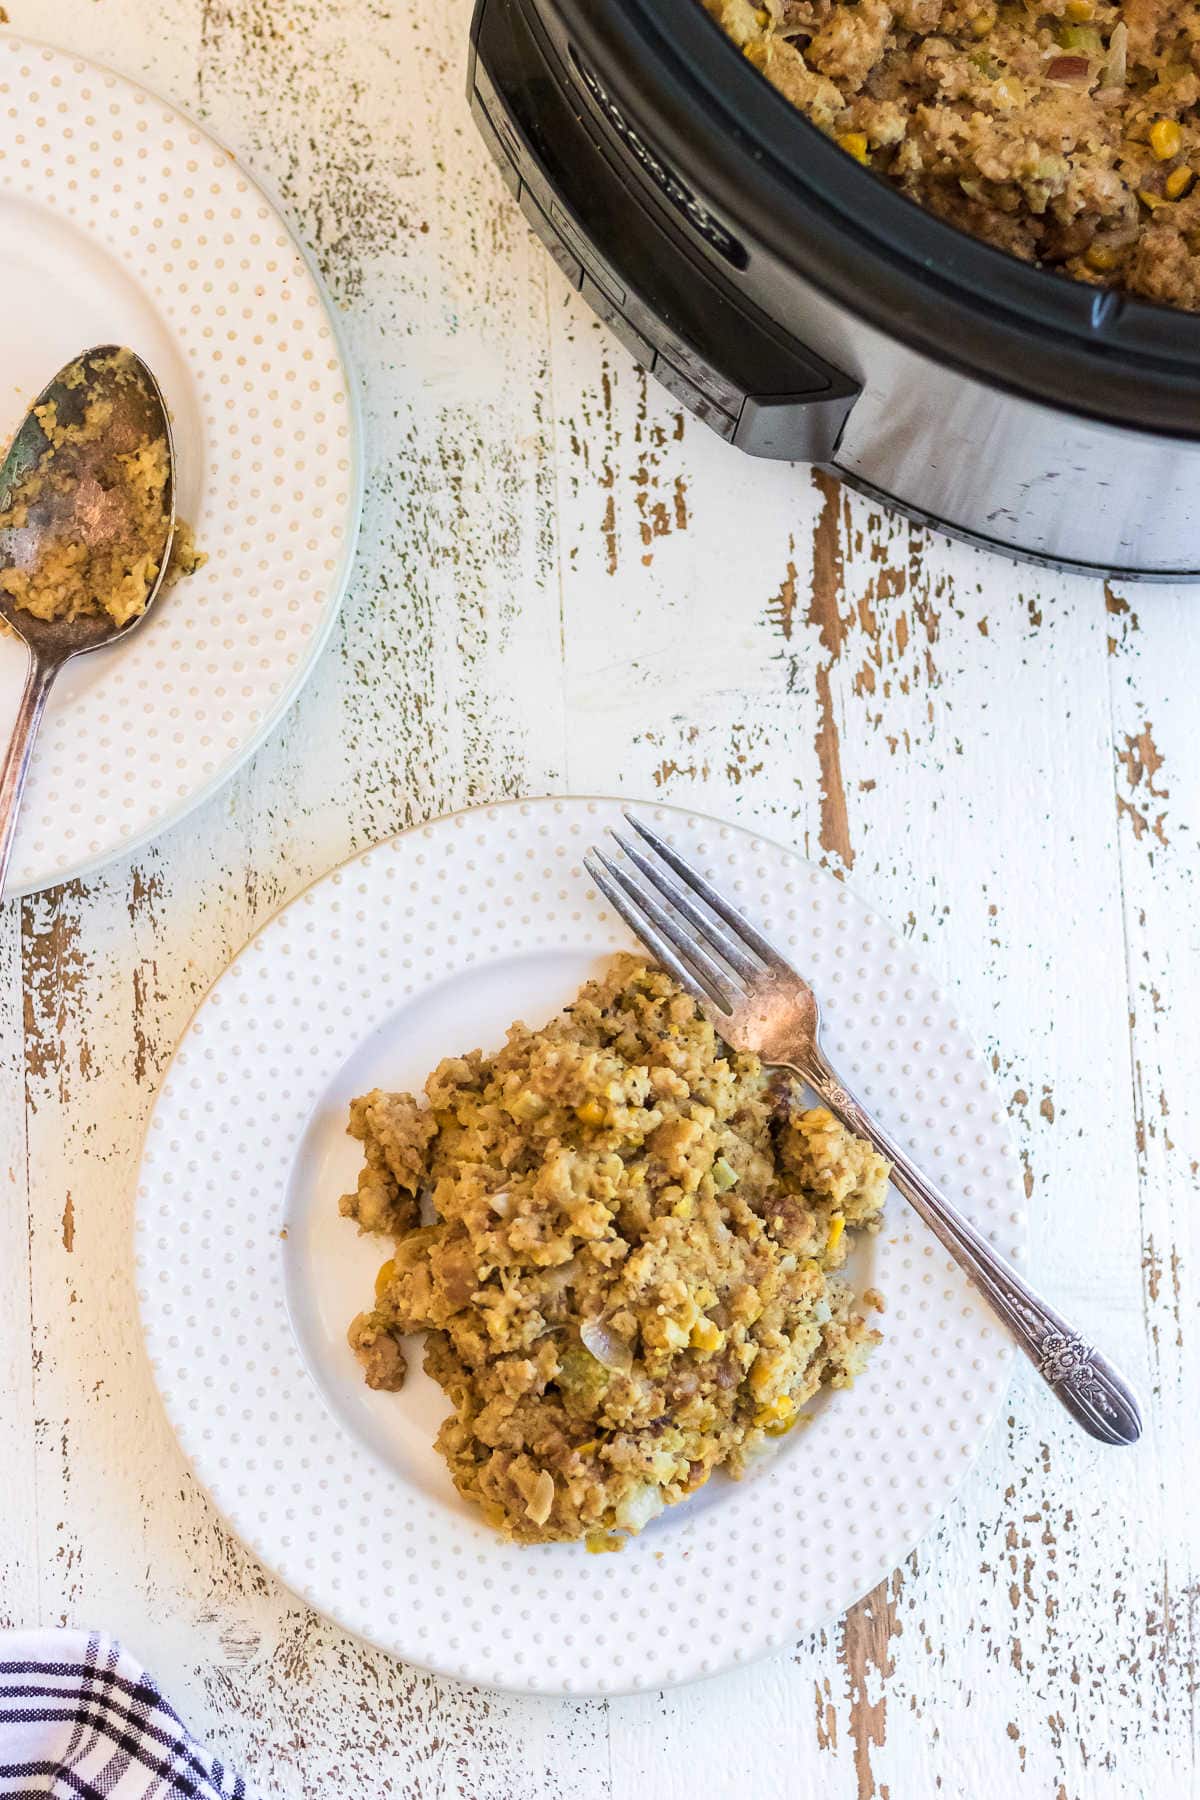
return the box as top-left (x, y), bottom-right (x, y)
top-left (703, 0), bottom-right (1200, 311)
top-left (340, 955), bottom-right (889, 1546)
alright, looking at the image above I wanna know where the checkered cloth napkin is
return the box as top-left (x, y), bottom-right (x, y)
top-left (0, 1631), bottom-right (251, 1799)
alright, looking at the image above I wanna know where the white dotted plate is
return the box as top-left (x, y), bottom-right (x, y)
top-left (136, 798), bottom-right (1025, 1696)
top-left (0, 38), bottom-right (361, 894)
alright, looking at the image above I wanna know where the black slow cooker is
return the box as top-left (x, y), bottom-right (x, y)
top-left (469, 0), bottom-right (1200, 579)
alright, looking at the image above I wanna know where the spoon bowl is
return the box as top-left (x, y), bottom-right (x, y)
top-left (0, 344), bottom-right (176, 656)
top-left (0, 345), bottom-right (176, 895)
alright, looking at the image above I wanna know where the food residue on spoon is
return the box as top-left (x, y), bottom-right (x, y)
top-left (0, 348), bottom-right (204, 629)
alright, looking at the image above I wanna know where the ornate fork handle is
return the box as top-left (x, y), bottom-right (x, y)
top-left (798, 1054), bottom-right (1142, 1447)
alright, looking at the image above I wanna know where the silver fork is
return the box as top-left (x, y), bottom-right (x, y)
top-left (584, 815), bottom-right (1142, 1447)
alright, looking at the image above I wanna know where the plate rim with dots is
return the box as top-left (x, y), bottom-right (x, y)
top-left (0, 34), bottom-right (363, 895)
top-left (134, 795), bottom-right (1025, 1696)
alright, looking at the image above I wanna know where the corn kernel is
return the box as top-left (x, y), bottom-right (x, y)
top-left (1165, 165), bottom-right (1195, 200)
top-left (1138, 189), bottom-right (1168, 210)
top-left (969, 9), bottom-right (995, 35)
top-left (374, 1257), bottom-right (395, 1299)
top-left (1064, 0), bottom-right (1093, 18)
top-left (755, 1394), bottom-right (797, 1428)
top-left (672, 1194), bottom-right (695, 1221)
top-left (690, 1316), bottom-right (724, 1354)
top-left (755, 5), bottom-right (770, 20)
top-left (826, 1213), bottom-right (846, 1253)
top-left (1085, 242), bottom-right (1123, 272)
top-left (585, 1531), bottom-right (625, 1554)
top-left (677, 1294), bottom-right (701, 1334)
top-left (576, 1099), bottom-right (607, 1127)
top-left (749, 1352), bottom-right (782, 1398)
top-left (1149, 118), bottom-right (1183, 162)
top-left (837, 131), bottom-right (870, 165)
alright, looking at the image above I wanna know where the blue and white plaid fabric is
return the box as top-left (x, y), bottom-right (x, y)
top-left (0, 1632), bottom-right (249, 1800)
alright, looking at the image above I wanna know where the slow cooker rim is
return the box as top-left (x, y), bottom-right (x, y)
top-left (559, 0), bottom-right (1200, 438)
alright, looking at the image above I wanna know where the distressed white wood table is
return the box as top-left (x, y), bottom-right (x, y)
top-left (1, 2), bottom-right (1195, 1795)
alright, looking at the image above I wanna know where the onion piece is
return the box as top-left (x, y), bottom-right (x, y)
top-left (579, 1315), bottom-right (634, 1372)
top-left (539, 1254), bottom-right (580, 1299)
top-left (614, 1482), bottom-right (666, 1533)
top-left (1101, 20), bottom-right (1126, 89)
top-left (525, 1469), bottom-right (555, 1526)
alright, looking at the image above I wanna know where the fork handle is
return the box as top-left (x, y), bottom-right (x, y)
top-left (0, 647), bottom-right (56, 902)
top-left (798, 1054), bottom-right (1143, 1446)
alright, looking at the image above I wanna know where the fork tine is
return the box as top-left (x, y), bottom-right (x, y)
top-left (584, 850), bottom-right (735, 1015)
top-left (610, 829), bottom-right (762, 982)
top-left (584, 853), bottom-right (706, 1006)
top-left (595, 850), bottom-right (742, 1010)
top-left (623, 814), bottom-right (786, 970)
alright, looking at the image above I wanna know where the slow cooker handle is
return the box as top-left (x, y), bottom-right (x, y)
top-left (469, 17), bottom-right (860, 464)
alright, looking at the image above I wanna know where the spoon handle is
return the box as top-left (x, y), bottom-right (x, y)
top-left (0, 649), bottom-right (56, 900)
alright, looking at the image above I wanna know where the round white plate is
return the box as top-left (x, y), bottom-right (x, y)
top-left (0, 37), bottom-right (361, 894)
top-left (135, 797), bottom-right (1025, 1696)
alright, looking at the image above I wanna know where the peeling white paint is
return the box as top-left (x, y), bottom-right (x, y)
top-left (0, 1), bottom-right (1196, 1795)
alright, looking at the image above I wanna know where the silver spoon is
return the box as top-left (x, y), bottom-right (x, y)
top-left (0, 345), bottom-right (175, 898)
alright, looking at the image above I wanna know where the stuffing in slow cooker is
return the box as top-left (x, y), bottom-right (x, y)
top-left (704, 0), bottom-right (1200, 311)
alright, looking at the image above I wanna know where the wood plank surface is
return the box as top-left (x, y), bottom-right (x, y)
top-left (1, 1), bottom-right (1195, 1795)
